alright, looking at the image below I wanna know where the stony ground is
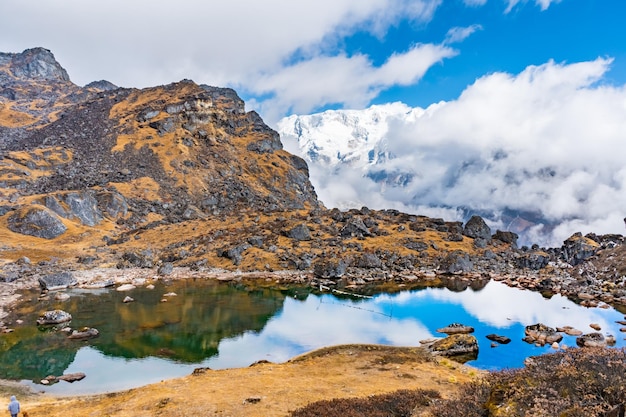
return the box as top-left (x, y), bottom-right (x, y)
top-left (6, 344), bottom-right (478, 417)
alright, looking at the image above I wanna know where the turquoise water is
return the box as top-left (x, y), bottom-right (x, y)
top-left (2, 279), bottom-right (624, 395)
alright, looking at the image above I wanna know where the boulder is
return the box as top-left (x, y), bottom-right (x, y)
top-left (57, 372), bottom-right (86, 382)
top-left (486, 334), bottom-right (511, 344)
top-left (492, 230), bottom-right (518, 247)
top-left (37, 309), bottom-right (72, 325)
top-left (560, 232), bottom-right (599, 266)
top-left (428, 334), bottom-right (479, 360)
top-left (7, 205), bottom-right (67, 239)
top-left (340, 217), bottom-right (371, 238)
top-left (312, 257), bottom-right (348, 279)
top-left (523, 323), bottom-right (563, 346)
top-left (158, 262), bottom-right (174, 275)
top-left (440, 251), bottom-right (473, 274)
top-left (437, 323), bottom-right (475, 335)
top-left (286, 223), bottom-right (312, 241)
top-left (116, 284), bottom-right (136, 292)
top-left (68, 327), bottom-right (99, 340)
top-left (39, 272), bottom-right (77, 290)
top-left (576, 332), bottom-right (616, 347)
top-left (463, 215), bottom-right (491, 240)
top-left (516, 251), bottom-right (550, 270)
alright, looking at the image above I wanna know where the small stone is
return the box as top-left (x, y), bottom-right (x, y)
top-left (589, 323), bottom-right (601, 331)
top-left (54, 292), bottom-right (70, 301)
top-left (123, 296), bottom-right (134, 303)
top-left (146, 284), bottom-right (155, 290)
top-left (551, 342), bottom-right (560, 349)
top-left (116, 284), bottom-right (136, 292)
top-left (40, 379), bottom-right (50, 385)
top-left (163, 292), bottom-right (177, 297)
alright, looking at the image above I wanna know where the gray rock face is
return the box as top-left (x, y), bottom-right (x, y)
top-left (64, 192), bottom-right (103, 226)
top-left (7, 206), bottom-right (67, 238)
top-left (463, 215), bottom-right (491, 240)
top-left (39, 272), bottom-right (77, 290)
top-left (37, 309), bottom-right (72, 325)
top-left (3, 47), bottom-right (70, 81)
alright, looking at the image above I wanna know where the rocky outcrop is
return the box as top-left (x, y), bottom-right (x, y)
top-left (7, 206), bottom-right (67, 238)
top-left (560, 233), bottom-right (599, 265)
top-left (427, 334), bottom-right (479, 360)
top-left (0, 47), bottom-right (70, 82)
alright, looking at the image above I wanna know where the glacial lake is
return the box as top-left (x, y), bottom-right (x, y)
top-left (2, 278), bottom-right (625, 395)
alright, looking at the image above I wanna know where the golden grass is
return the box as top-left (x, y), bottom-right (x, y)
top-left (19, 344), bottom-right (479, 417)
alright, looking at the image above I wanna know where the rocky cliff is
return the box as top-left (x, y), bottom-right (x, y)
top-left (1, 48), bottom-right (625, 310)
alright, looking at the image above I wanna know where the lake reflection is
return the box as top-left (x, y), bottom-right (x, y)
top-left (4, 280), bottom-right (625, 395)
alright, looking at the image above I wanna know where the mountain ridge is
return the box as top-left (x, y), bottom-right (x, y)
top-left (1, 47), bottom-right (625, 314)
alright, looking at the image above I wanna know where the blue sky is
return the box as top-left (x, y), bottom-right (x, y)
top-left (346, 0), bottom-right (626, 109)
top-left (1, 0), bottom-right (624, 124)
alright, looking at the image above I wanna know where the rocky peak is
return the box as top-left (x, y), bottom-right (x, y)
top-left (0, 47), bottom-right (70, 83)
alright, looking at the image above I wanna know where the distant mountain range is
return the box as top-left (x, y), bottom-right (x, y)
top-left (276, 104), bottom-right (621, 247)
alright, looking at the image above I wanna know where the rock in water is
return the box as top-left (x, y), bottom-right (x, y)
top-left (436, 323), bottom-right (475, 335)
top-left (37, 309), bottom-right (72, 325)
top-left (428, 334), bottom-right (479, 361)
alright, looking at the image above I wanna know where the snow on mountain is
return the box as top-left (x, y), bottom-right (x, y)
top-left (277, 102), bottom-right (422, 169)
top-left (276, 60), bottom-right (626, 247)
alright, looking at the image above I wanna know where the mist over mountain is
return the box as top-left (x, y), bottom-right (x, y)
top-left (277, 59), bottom-right (626, 247)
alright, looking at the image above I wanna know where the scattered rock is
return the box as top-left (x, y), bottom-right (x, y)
top-left (523, 323), bottom-right (563, 346)
top-left (589, 323), bottom-right (601, 331)
top-left (576, 332), bottom-right (612, 347)
top-left (556, 326), bottom-right (583, 336)
top-left (123, 296), bottom-right (134, 303)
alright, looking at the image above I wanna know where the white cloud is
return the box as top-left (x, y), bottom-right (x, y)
top-left (505, 0), bottom-right (563, 13)
top-left (0, 0), bottom-right (444, 122)
top-left (463, 0), bottom-right (488, 6)
top-left (251, 43), bottom-right (457, 124)
top-left (444, 24), bottom-right (483, 44)
top-left (281, 58), bottom-right (626, 247)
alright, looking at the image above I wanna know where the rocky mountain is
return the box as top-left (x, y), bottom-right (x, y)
top-left (1, 48), bottom-right (625, 310)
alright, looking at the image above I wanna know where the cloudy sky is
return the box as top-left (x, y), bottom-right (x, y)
top-left (2, 0), bottom-right (625, 245)
top-left (1, 0), bottom-right (623, 123)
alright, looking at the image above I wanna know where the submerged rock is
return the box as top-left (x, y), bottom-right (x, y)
top-left (68, 327), bottom-right (99, 340)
